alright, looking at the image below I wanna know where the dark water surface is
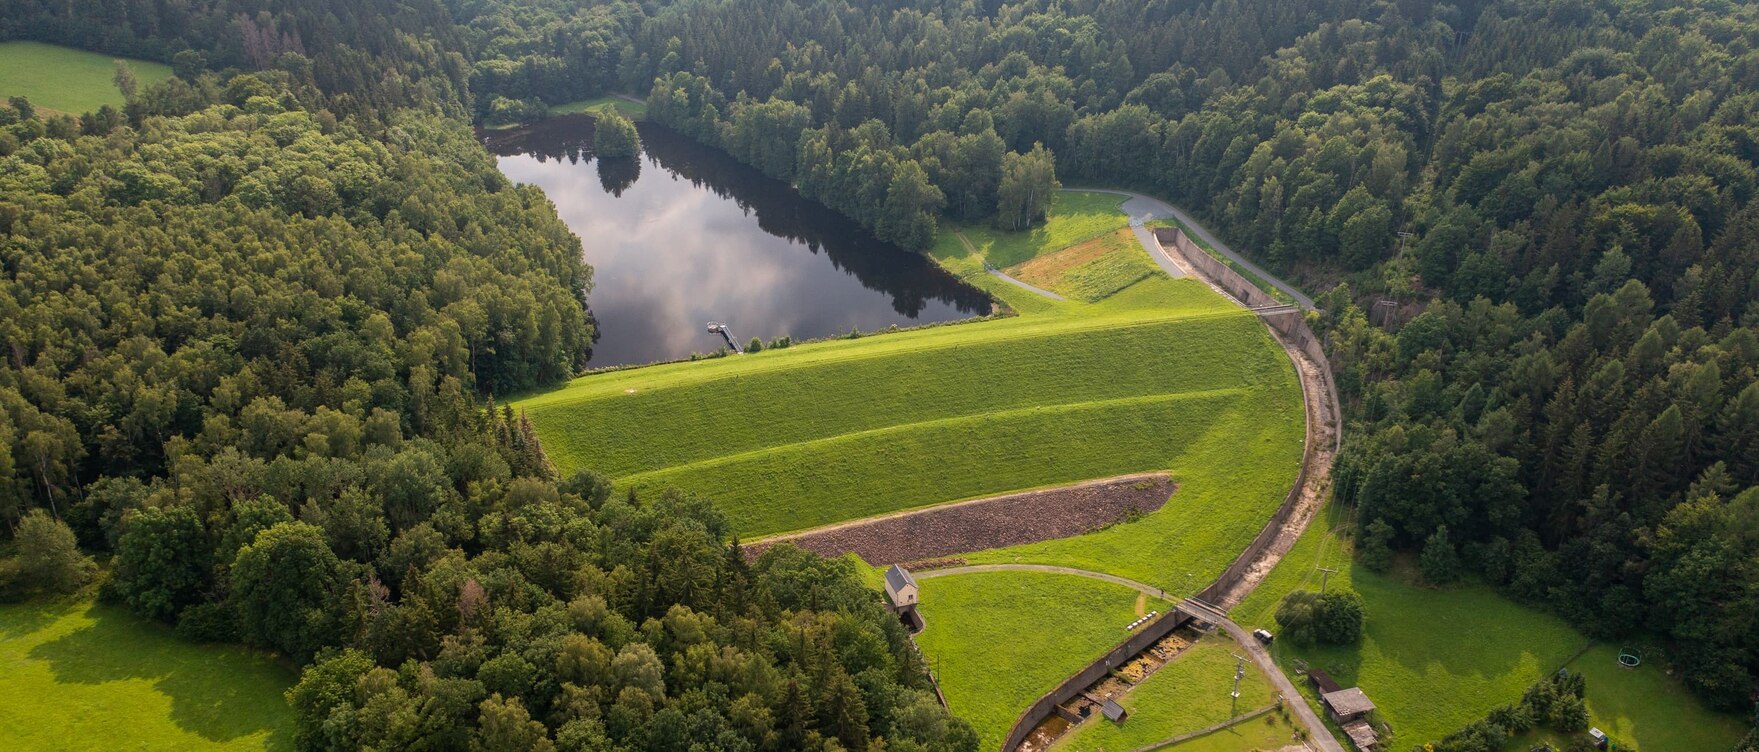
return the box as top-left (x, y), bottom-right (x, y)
top-left (484, 116), bottom-right (991, 367)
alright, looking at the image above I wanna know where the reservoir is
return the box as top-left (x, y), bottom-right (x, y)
top-left (484, 115), bottom-right (992, 367)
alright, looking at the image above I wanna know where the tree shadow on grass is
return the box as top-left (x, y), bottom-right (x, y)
top-left (27, 603), bottom-right (294, 750)
top-left (0, 598), bottom-right (82, 640)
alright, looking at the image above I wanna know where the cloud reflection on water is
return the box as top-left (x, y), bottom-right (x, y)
top-left (487, 117), bottom-right (991, 367)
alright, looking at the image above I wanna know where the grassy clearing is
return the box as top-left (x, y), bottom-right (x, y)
top-left (1233, 508), bottom-right (1748, 749)
top-left (1506, 644), bottom-right (1749, 751)
top-left (549, 95), bottom-right (647, 119)
top-left (1007, 229), bottom-right (1162, 302)
top-left (1051, 633), bottom-right (1283, 752)
top-left (0, 41), bottom-right (173, 115)
top-left (915, 571), bottom-right (1170, 751)
top-left (0, 598), bottom-right (295, 751)
top-left (955, 192), bottom-right (1131, 267)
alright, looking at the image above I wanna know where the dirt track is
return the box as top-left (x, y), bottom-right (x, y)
top-left (746, 473), bottom-right (1173, 565)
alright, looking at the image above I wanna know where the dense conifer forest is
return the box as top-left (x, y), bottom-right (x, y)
top-left (4, 0), bottom-right (1759, 747)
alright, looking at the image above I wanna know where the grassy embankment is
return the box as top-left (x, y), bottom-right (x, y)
top-left (0, 41), bottom-right (173, 115)
top-left (1048, 632), bottom-right (1294, 752)
top-left (913, 571), bottom-right (1171, 751)
top-left (0, 598), bottom-right (295, 752)
top-left (517, 191), bottom-right (1303, 590)
top-left (1231, 504), bottom-right (1750, 750)
top-left (516, 190), bottom-right (1306, 745)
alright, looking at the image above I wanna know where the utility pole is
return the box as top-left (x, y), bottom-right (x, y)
top-left (1230, 653), bottom-right (1247, 719)
top-left (1396, 230), bottom-right (1415, 254)
top-left (1318, 567), bottom-right (1339, 594)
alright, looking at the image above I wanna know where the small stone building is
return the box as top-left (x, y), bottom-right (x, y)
top-left (883, 565), bottom-right (923, 632)
top-left (884, 565), bottom-right (918, 610)
top-left (1321, 687), bottom-right (1375, 724)
top-left (1320, 686), bottom-right (1379, 751)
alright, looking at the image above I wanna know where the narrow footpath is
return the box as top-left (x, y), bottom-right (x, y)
top-left (953, 229), bottom-right (1067, 301)
top-left (920, 564), bottom-right (1346, 752)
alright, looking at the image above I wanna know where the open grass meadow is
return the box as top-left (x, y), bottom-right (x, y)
top-left (914, 571), bottom-right (1170, 751)
top-left (1232, 506), bottom-right (1750, 750)
top-left (0, 598), bottom-right (295, 751)
top-left (1506, 643), bottom-right (1751, 751)
top-left (0, 41), bottom-right (173, 115)
top-left (1050, 633), bottom-right (1285, 752)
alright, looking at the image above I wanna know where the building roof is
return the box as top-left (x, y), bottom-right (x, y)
top-left (1100, 699), bottom-right (1126, 721)
top-left (1342, 720), bottom-right (1379, 749)
top-left (884, 565), bottom-right (917, 593)
top-left (1322, 687), bottom-right (1376, 717)
top-left (1308, 669), bottom-right (1343, 694)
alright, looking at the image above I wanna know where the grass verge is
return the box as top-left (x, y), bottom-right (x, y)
top-left (0, 41), bottom-right (173, 115)
top-left (0, 597), bottom-right (295, 751)
top-left (914, 571), bottom-right (1170, 751)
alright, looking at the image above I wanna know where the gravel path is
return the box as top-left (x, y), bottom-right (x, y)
top-left (747, 473), bottom-right (1171, 564)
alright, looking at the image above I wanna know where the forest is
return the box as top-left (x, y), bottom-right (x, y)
top-left (0, 2), bottom-right (975, 750)
top-left (4, 0), bottom-right (1759, 747)
top-left (449, 0), bottom-right (1759, 717)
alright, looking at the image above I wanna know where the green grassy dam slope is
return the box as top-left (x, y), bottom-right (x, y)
top-left (516, 192), bottom-right (1307, 747)
top-left (517, 274), bottom-right (1300, 572)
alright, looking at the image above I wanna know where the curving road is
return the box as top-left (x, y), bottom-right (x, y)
top-left (1068, 188), bottom-right (1316, 310)
top-left (920, 565), bottom-right (1345, 752)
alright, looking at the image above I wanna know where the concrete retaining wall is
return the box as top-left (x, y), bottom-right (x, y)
top-left (998, 609), bottom-right (1197, 752)
top-left (1152, 227), bottom-right (1282, 308)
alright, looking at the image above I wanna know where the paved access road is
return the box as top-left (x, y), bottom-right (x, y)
top-left (919, 564), bottom-right (1346, 752)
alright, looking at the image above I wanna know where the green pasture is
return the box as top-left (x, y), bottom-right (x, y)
top-left (1233, 507), bottom-right (1748, 750)
top-left (914, 571), bottom-right (1170, 751)
top-left (1051, 633), bottom-right (1282, 752)
top-left (0, 41), bottom-right (173, 115)
top-left (1506, 643), bottom-right (1750, 751)
top-left (0, 598), bottom-right (295, 751)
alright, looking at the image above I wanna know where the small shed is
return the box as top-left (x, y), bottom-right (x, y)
top-left (884, 565), bottom-right (919, 611)
top-left (1320, 687), bottom-right (1376, 725)
top-left (1308, 669), bottom-right (1343, 695)
top-left (1099, 699), bottom-right (1127, 722)
top-left (1341, 720), bottom-right (1379, 751)
top-left (1588, 728), bottom-right (1609, 749)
